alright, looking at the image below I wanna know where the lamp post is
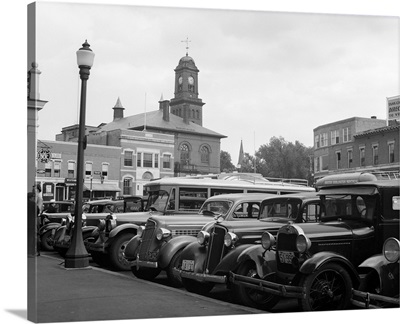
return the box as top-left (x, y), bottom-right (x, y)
top-left (65, 40), bottom-right (95, 268)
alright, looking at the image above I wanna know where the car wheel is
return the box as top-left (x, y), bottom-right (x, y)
top-left (233, 261), bottom-right (279, 310)
top-left (299, 263), bottom-right (352, 311)
top-left (131, 266), bottom-right (162, 280)
top-left (108, 233), bottom-right (135, 271)
top-left (40, 230), bottom-right (55, 251)
top-left (166, 249), bottom-right (183, 288)
top-left (182, 278), bottom-right (214, 295)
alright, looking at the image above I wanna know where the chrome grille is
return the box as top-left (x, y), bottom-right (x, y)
top-left (276, 232), bottom-right (300, 274)
top-left (138, 219), bottom-right (157, 260)
top-left (171, 229), bottom-right (199, 236)
top-left (205, 225), bottom-right (227, 273)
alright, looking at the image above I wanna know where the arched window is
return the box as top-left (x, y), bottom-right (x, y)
top-left (200, 146), bottom-right (210, 163)
top-left (180, 143), bottom-right (190, 164)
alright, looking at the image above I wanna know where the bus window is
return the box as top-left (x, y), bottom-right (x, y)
top-left (178, 187), bottom-right (208, 212)
top-left (210, 188), bottom-right (242, 196)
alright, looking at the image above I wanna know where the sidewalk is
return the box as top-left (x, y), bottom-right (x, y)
top-left (31, 254), bottom-right (264, 323)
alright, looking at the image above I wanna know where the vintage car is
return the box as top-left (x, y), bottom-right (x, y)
top-left (123, 193), bottom-right (276, 287)
top-left (174, 191), bottom-right (321, 298)
top-left (38, 200), bottom-right (75, 251)
top-left (351, 237), bottom-right (400, 308)
top-left (51, 196), bottom-right (145, 256)
top-left (229, 172), bottom-right (399, 312)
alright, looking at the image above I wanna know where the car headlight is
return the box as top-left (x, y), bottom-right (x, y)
top-left (383, 237), bottom-right (400, 263)
top-left (137, 226), bottom-right (146, 238)
top-left (97, 219), bottom-right (106, 231)
top-left (156, 228), bottom-right (171, 241)
top-left (224, 232), bottom-right (238, 247)
top-left (197, 231), bottom-right (210, 246)
top-left (105, 215), bottom-right (117, 233)
top-left (261, 232), bottom-right (275, 250)
top-left (296, 234), bottom-right (311, 253)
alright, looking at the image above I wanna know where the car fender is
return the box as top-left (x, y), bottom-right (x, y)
top-left (299, 251), bottom-right (360, 285)
top-left (82, 226), bottom-right (97, 235)
top-left (212, 244), bottom-right (254, 274)
top-left (236, 245), bottom-right (277, 279)
top-left (53, 225), bottom-right (67, 243)
top-left (108, 223), bottom-right (139, 239)
top-left (123, 235), bottom-right (141, 261)
top-left (179, 240), bottom-right (208, 274)
top-left (158, 236), bottom-right (197, 269)
top-left (39, 223), bottom-right (61, 236)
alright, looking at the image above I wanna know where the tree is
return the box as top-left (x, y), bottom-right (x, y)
top-left (220, 150), bottom-right (235, 172)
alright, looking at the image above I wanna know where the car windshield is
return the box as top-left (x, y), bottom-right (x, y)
top-left (199, 200), bottom-right (233, 217)
top-left (259, 199), bottom-right (301, 220)
top-left (320, 194), bottom-right (376, 222)
top-left (146, 190), bottom-right (169, 212)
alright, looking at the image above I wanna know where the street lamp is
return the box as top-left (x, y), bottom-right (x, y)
top-left (65, 40), bottom-right (95, 268)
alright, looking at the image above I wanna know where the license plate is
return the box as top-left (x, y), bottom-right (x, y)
top-left (278, 251), bottom-right (295, 264)
top-left (181, 259), bottom-right (194, 271)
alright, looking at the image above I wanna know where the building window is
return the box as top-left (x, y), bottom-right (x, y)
top-left (360, 147), bottom-right (365, 167)
top-left (54, 161), bottom-right (61, 178)
top-left (124, 151), bottom-right (133, 167)
top-left (180, 144), bottom-right (190, 164)
top-left (388, 142), bottom-right (395, 163)
top-left (320, 133), bottom-right (328, 147)
top-left (123, 178), bottom-right (132, 195)
top-left (372, 145), bottom-right (379, 165)
top-left (45, 162), bottom-right (52, 177)
top-left (85, 162), bottom-right (93, 178)
top-left (102, 163), bottom-right (109, 180)
top-left (137, 152), bottom-right (142, 167)
top-left (315, 155), bottom-right (328, 172)
top-left (163, 154), bottom-right (171, 169)
top-left (336, 151), bottom-right (341, 169)
top-left (343, 127), bottom-right (351, 143)
top-left (68, 161), bottom-right (75, 178)
top-left (143, 153), bottom-right (153, 168)
top-left (314, 135), bottom-right (320, 148)
top-left (200, 146), bottom-right (210, 163)
top-left (154, 154), bottom-right (159, 168)
top-left (347, 150), bottom-right (353, 168)
top-left (331, 130), bottom-right (340, 145)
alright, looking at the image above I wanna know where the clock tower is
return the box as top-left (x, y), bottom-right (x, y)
top-left (170, 46), bottom-right (205, 126)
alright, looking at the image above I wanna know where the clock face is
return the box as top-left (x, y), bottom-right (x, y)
top-left (178, 76), bottom-right (183, 84)
top-left (188, 76), bottom-right (194, 85)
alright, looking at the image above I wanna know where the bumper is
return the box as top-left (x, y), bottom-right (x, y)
top-left (351, 289), bottom-right (400, 309)
top-left (174, 268), bottom-right (226, 284)
top-left (85, 241), bottom-right (108, 254)
top-left (229, 271), bottom-right (305, 299)
top-left (135, 258), bottom-right (158, 269)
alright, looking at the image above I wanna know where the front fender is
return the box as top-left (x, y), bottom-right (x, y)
top-left (124, 235), bottom-right (141, 260)
top-left (39, 223), bottom-right (61, 236)
top-left (212, 244), bottom-right (254, 274)
top-left (159, 236), bottom-right (197, 269)
top-left (179, 240), bottom-right (208, 274)
top-left (300, 251), bottom-right (360, 286)
top-left (108, 223), bottom-right (139, 239)
top-left (236, 245), bottom-right (277, 279)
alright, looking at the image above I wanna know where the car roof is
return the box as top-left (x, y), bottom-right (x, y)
top-left (205, 193), bottom-right (277, 203)
top-left (261, 191), bottom-right (320, 203)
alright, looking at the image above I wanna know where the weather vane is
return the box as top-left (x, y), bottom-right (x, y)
top-left (181, 36), bottom-right (191, 56)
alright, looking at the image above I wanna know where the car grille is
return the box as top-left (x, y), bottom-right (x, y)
top-left (205, 225), bottom-right (227, 273)
top-left (276, 232), bottom-right (301, 274)
top-left (171, 229), bottom-right (198, 236)
top-left (138, 219), bottom-right (157, 261)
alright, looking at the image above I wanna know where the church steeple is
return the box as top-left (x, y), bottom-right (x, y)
top-left (170, 38), bottom-right (205, 126)
top-left (112, 97), bottom-right (125, 120)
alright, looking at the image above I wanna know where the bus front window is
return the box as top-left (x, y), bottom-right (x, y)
top-left (146, 190), bottom-right (170, 212)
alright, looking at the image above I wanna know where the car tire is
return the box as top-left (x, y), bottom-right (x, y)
top-left (299, 262), bottom-right (352, 311)
top-left (40, 230), bottom-right (55, 251)
top-left (166, 249), bottom-right (183, 288)
top-left (131, 266), bottom-right (162, 281)
top-left (108, 232), bottom-right (135, 271)
top-left (233, 261), bottom-right (279, 310)
top-left (181, 278), bottom-right (214, 295)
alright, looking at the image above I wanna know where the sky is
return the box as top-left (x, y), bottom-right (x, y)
top-left (1, 2), bottom-right (400, 324)
top-left (30, 0), bottom-right (399, 165)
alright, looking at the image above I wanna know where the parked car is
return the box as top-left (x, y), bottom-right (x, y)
top-left (124, 193), bottom-right (276, 287)
top-left (174, 191), bottom-right (321, 300)
top-left (351, 237), bottom-right (400, 308)
top-left (38, 200), bottom-right (75, 251)
top-left (51, 196), bottom-right (145, 256)
top-left (229, 172), bottom-right (399, 312)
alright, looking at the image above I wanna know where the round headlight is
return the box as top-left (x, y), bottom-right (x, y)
top-left (197, 231), bottom-right (210, 246)
top-left (383, 237), bottom-right (400, 263)
top-left (296, 234), bottom-right (311, 253)
top-left (156, 228), bottom-right (171, 241)
top-left (137, 226), bottom-right (145, 238)
top-left (224, 232), bottom-right (238, 247)
top-left (261, 232), bottom-right (275, 250)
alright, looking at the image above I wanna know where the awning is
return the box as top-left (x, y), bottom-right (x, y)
top-left (85, 183), bottom-right (121, 192)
